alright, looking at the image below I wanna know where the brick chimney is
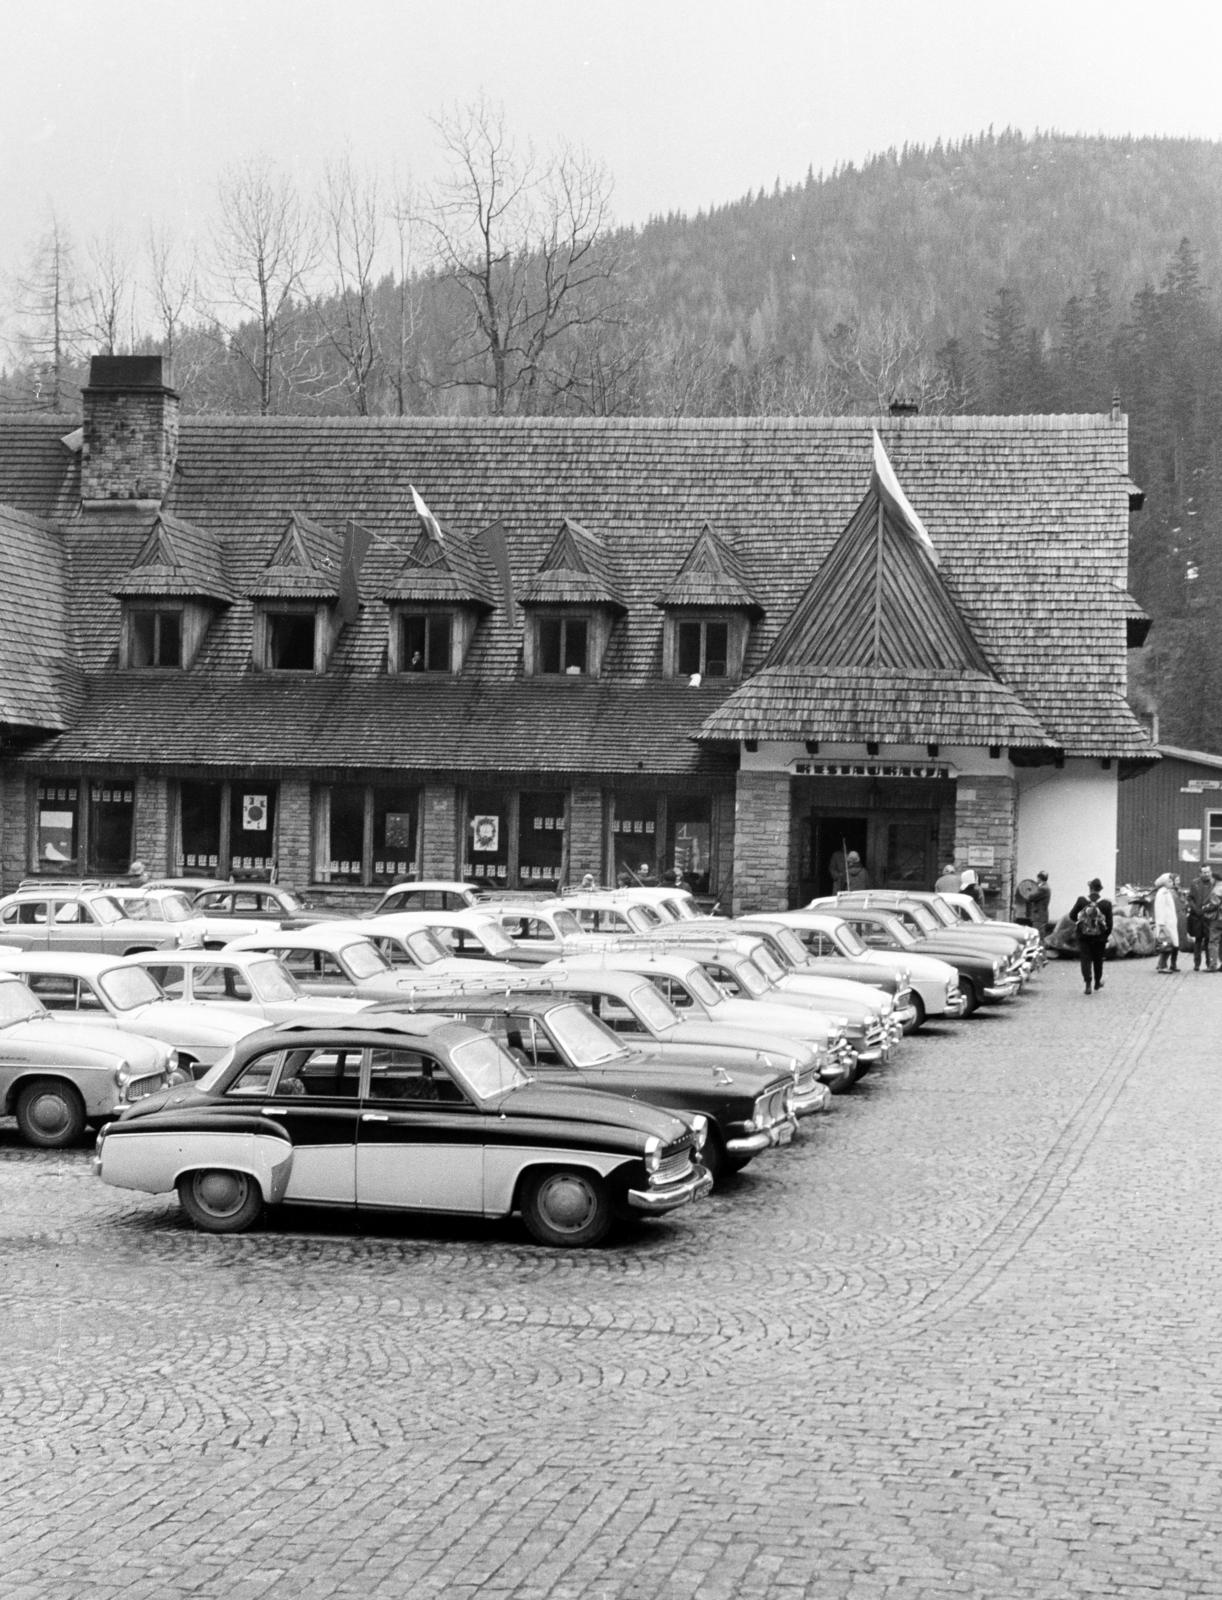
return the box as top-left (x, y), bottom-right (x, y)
top-left (81, 355), bottom-right (180, 510)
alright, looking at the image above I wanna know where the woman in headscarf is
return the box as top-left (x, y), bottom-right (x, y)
top-left (960, 869), bottom-right (984, 908)
top-left (1152, 872), bottom-right (1181, 973)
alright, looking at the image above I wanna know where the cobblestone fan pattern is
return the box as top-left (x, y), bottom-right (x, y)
top-left (2, 960), bottom-right (1220, 1599)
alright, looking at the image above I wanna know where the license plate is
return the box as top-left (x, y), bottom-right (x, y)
top-left (776, 1122), bottom-right (795, 1145)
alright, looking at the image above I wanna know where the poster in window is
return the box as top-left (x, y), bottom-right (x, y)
top-left (472, 815), bottom-right (500, 853)
top-left (38, 810), bottom-right (75, 862)
top-left (242, 795), bottom-right (269, 831)
top-left (385, 812), bottom-right (414, 851)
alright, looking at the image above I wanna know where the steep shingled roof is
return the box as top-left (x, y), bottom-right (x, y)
top-left (0, 411), bottom-right (1154, 769)
top-left (0, 503), bottom-right (81, 735)
top-left (111, 511), bottom-right (234, 602)
top-left (656, 521), bottom-right (762, 613)
top-left (519, 518), bottom-right (626, 610)
top-left (247, 510), bottom-right (342, 600)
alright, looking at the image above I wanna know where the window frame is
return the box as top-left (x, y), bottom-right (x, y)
top-left (662, 609), bottom-right (747, 679)
top-left (310, 783), bottom-right (422, 887)
top-left (252, 601), bottom-right (328, 673)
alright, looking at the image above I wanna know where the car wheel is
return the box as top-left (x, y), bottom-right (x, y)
top-left (698, 1126), bottom-right (736, 1188)
top-left (959, 977), bottom-right (980, 1016)
top-left (521, 1167), bottom-right (612, 1247)
top-left (908, 993), bottom-right (927, 1031)
top-left (15, 1079), bottom-right (86, 1148)
top-left (176, 1169), bottom-right (264, 1233)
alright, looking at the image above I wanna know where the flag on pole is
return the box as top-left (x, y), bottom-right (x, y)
top-left (871, 431), bottom-right (939, 567)
top-left (410, 485), bottom-right (446, 552)
top-left (477, 518), bottom-right (517, 628)
top-left (338, 519), bottom-right (373, 624)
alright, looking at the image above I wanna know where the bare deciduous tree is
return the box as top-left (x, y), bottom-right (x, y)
top-left (383, 180), bottom-right (424, 416)
top-left (419, 98), bottom-right (621, 414)
top-left (146, 225), bottom-right (196, 373)
top-left (81, 229), bottom-right (134, 356)
top-left (311, 156), bottom-right (382, 415)
top-left (203, 158), bottom-right (319, 414)
top-left (823, 309), bottom-right (951, 414)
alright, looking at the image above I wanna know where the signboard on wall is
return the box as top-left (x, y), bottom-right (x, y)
top-left (1178, 828), bottom-right (1202, 862)
top-left (472, 815), bottom-right (500, 853)
top-left (242, 795), bottom-right (269, 830)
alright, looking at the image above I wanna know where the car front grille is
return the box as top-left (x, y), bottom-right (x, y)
top-left (654, 1144), bottom-right (695, 1184)
top-left (123, 1073), bottom-right (171, 1103)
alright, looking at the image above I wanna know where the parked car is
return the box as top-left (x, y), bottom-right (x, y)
top-left (559, 949), bottom-right (857, 1090)
top-left (391, 993), bottom-right (798, 1184)
top-left (0, 885), bottom-right (199, 955)
top-left (745, 910), bottom-right (966, 1029)
top-left (814, 892), bottom-right (1031, 982)
top-left (921, 891), bottom-right (1047, 968)
top-left (560, 891), bottom-right (668, 935)
top-left (122, 949), bottom-right (375, 1024)
top-left (733, 916), bottom-right (917, 1035)
top-left (0, 952), bottom-right (267, 1078)
top-left (355, 910), bottom-right (522, 965)
top-left (478, 898), bottom-right (606, 965)
top-left (105, 884), bottom-right (265, 949)
top-left (162, 882), bottom-right (324, 933)
top-left (95, 1012), bottom-right (713, 1246)
top-left (221, 927), bottom-right (478, 1000)
top-left (308, 916), bottom-right (493, 977)
top-left (0, 971), bottom-right (183, 1147)
top-left (368, 880), bottom-right (484, 916)
top-left (805, 905), bottom-right (1016, 1015)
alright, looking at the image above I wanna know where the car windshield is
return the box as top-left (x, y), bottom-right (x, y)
top-left (143, 893), bottom-right (196, 923)
top-left (950, 896), bottom-right (985, 924)
top-left (922, 897), bottom-right (959, 927)
top-left (0, 977), bottom-right (44, 1024)
top-left (751, 945), bottom-right (788, 982)
top-left (463, 918), bottom-right (516, 956)
top-left (631, 981), bottom-right (679, 1032)
top-left (831, 923), bottom-right (869, 957)
top-left (339, 941), bottom-right (392, 979)
top-left (98, 966), bottom-right (165, 1010)
top-left (769, 928), bottom-right (809, 966)
top-left (243, 959), bottom-right (301, 1001)
top-left (450, 1033), bottom-right (529, 1099)
top-left (684, 966), bottom-right (726, 1008)
top-left (402, 930), bottom-right (446, 967)
top-left (628, 903), bottom-right (663, 929)
top-left (546, 1003), bottom-right (630, 1067)
top-left (725, 958), bottom-right (769, 998)
top-left (903, 904), bottom-right (939, 933)
top-left (873, 916), bottom-right (917, 948)
top-left (88, 896), bottom-right (126, 925)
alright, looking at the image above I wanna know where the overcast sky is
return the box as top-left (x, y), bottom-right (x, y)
top-left (4, 0), bottom-right (1222, 295)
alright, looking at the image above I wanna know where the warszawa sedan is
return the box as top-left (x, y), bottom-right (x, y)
top-left (0, 972), bottom-right (183, 1147)
top-left (95, 1013), bottom-right (713, 1247)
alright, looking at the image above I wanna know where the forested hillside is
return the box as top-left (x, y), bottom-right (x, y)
top-left (4, 128), bottom-right (1222, 745)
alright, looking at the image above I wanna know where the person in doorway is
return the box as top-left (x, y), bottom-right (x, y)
top-left (1187, 864), bottom-right (1215, 971)
top-left (1151, 872), bottom-right (1180, 973)
top-left (934, 862), bottom-right (960, 893)
top-left (1068, 877), bottom-right (1113, 994)
top-left (833, 850), bottom-right (870, 892)
top-left (636, 861), bottom-right (656, 886)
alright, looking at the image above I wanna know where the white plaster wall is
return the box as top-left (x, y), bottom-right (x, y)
top-left (1015, 761), bottom-right (1118, 919)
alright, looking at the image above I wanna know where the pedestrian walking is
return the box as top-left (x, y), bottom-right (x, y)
top-left (1151, 872), bottom-right (1180, 973)
top-left (1068, 877), bottom-right (1113, 994)
top-left (1187, 864), bottom-right (1215, 971)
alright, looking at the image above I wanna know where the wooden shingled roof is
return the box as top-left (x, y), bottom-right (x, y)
top-left (247, 510), bottom-right (342, 600)
top-left (519, 518), bottom-right (626, 610)
top-left (110, 511), bottom-right (234, 602)
top-left (380, 497), bottom-right (497, 607)
top-left (0, 411), bottom-right (1155, 772)
top-left (656, 521), bottom-right (762, 613)
top-left (0, 503), bottom-right (81, 736)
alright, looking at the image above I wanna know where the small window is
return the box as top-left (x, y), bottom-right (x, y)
top-left (677, 619), bottom-right (729, 678)
top-left (1207, 810), bottom-right (1222, 863)
top-left (264, 609), bottom-right (317, 670)
top-left (538, 616), bottom-right (588, 675)
top-left (129, 607), bottom-right (183, 668)
top-left (401, 613), bottom-right (453, 673)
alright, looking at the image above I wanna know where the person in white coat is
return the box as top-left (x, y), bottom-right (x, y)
top-left (1152, 872), bottom-right (1181, 974)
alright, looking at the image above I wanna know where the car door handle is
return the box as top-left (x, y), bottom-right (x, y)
top-left (362, 1113), bottom-right (389, 1122)
top-left (262, 1107), bottom-right (288, 1116)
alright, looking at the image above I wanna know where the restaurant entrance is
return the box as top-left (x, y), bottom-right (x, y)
top-left (793, 775), bottom-right (955, 905)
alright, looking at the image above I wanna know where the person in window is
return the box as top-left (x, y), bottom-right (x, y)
top-left (409, 652), bottom-right (425, 672)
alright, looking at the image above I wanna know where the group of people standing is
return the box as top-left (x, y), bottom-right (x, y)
top-left (1151, 864), bottom-right (1222, 973)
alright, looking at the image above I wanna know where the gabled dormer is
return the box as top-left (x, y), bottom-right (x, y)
top-left (519, 517), bottom-right (625, 677)
top-left (656, 521), bottom-right (762, 680)
top-left (381, 488), bottom-right (496, 673)
top-left (112, 511), bottom-right (233, 668)
top-left (247, 511), bottom-right (343, 671)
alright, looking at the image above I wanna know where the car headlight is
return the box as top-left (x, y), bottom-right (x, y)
top-left (112, 1060), bottom-right (132, 1086)
top-left (644, 1135), bottom-right (662, 1172)
top-left (993, 960), bottom-right (1004, 980)
top-left (688, 1113), bottom-right (708, 1151)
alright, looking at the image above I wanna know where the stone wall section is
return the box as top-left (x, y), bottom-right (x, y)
top-left (952, 774), bottom-right (1018, 914)
top-left (731, 771), bottom-right (791, 913)
top-left (81, 389), bottom-right (180, 505)
top-left (567, 787), bottom-right (604, 882)
top-left (420, 785), bottom-right (459, 880)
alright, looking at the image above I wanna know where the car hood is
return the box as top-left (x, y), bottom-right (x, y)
top-left (124, 1002), bottom-right (268, 1043)
top-left (13, 1016), bottom-right (169, 1072)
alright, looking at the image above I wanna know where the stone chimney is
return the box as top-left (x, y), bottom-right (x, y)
top-left (81, 355), bottom-right (180, 510)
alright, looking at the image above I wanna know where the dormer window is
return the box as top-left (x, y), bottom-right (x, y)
top-left (393, 610), bottom-right (455, 673)
top-left (254, 602), bottom-right (327, 672)
top-left (677, 618), bottom-right (729, 678)
top-left (539, 615), bottom-right (589, 675)
top-left (126, 605), bottom-right (183, 668)
top-left (663, 611), bottom-right (747, 678)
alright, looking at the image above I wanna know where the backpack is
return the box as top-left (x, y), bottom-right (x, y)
top-left (1076, 899), bottom-right (1107, 939)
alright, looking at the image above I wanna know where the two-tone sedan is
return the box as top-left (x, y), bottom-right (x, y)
top-left (0, 971), bottom-right (183, 1147)
top-left (95, 1013), bottom-right (712, 1247)
top-left (122, 949), bottom-right (375, 1023)
top-left (383, 993), bottom-right (802, 1184)
top-left (0, 952), bottom-right (267, 1079)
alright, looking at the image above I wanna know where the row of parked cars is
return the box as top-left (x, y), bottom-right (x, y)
top-left (0, 873), bottom-right (1041, 1247)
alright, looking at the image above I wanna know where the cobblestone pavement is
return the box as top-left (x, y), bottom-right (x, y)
top-left (3, 956), bottom-right (1221, 1599)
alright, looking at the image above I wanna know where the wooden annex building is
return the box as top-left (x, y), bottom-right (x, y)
top-left (0, 357), bottom-right (1156, 914)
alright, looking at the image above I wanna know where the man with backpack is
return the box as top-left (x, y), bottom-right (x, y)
top-left (1068, 877), bottom-right (1113, 995)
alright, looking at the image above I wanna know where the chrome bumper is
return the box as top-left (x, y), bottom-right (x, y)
top-left (627, 1164), bottom-right (714, 1213)
top-left (983, 977), bottom-right (1021, 1002)
top-left (725, 1127), bottom-right (775, 1157)
top-left (789, 1081), bottom-right (833, 1117)
top-left (943, 991), bottom-right (969, 1017)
